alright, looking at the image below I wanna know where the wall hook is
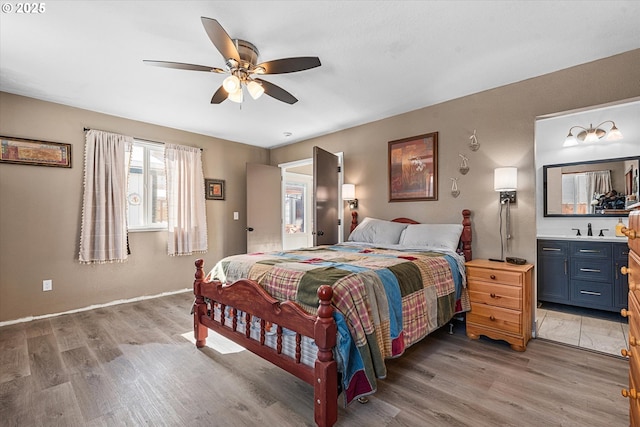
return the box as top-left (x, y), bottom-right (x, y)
top-left (459, 153), bottom-right (469, 174)
top-left (469, 129), bottom-right (480, 151)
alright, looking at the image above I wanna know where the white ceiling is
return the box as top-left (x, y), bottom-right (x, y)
top-left (1, 1), bottom-right (639, 148)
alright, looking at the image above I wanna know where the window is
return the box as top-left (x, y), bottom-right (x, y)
top-left (561, 173), bottom-right (589, 214)
top-left (127, 140), bottom-right (167, 230)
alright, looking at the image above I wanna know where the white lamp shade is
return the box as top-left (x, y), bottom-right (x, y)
top-left (227, 87), bottom-right (243, 103)
top-left (494, 167), bottom-right (517, 191)
top-left (223, 75), bottom-right (241, 93)
top-left (342, 184), bottom-right (356, 200)
top-left (247, 80), bottom-right (264, 100)
top-left (607, 126), bottom-right (623, 141)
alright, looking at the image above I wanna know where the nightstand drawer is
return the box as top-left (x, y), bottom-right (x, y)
top-left (467, 303), bottom-right (521, 335)
top-left (466, 267), bottom-right (522, 286)
top-left (468, 280), bottom-right (521, 310)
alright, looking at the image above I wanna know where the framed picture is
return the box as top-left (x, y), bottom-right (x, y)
top-left (0, 136), bottom-right (72, 168)
top-left (388, 132), bottom-right (438, 202)
top-left (205, 178), bottom-right (225, 200)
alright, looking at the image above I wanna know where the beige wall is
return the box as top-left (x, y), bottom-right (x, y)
top-left (0, 92), bottom-right (268, 322)
top-left (2, 49), bottom-right (639, 323)
top-left (271, 49), bottom-right (640, 265)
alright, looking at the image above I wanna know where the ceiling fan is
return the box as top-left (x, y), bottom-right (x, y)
top-left (144, 17), bottom-right (321, 105)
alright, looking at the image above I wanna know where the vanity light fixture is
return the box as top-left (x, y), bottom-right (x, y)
top-left (342, 184), bottom-right (358, 209)
top-left (563, 120), bottom-right (623, 147)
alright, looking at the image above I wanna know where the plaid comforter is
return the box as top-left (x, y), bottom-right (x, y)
top-left (207, 243), bottom-right (469, 404)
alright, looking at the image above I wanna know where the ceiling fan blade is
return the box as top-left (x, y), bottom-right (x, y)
top-left (143, 60), bottom-right (225, 73)
top-left (211, 86), bottom-right (228, 104)
top-left (201, 17), bottom-right (240, 63)
top-left (256, 79), bottom-right (298, 104)
top-left (256, 57), bottom-right (321, 74)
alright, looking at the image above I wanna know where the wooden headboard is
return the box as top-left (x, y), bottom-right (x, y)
top-left (348, 210), bottom-right (472, 261)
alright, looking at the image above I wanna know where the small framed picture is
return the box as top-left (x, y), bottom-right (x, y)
top-left (205, 178), bottom-right (225, 200)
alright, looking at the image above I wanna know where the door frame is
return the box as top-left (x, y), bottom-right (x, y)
top-left (279, 152), bottom-right (345, 247)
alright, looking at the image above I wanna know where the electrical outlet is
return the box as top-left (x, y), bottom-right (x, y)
top-left (43, 279), bottom-right (52, 291)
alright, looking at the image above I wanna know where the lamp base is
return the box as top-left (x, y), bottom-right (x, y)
top-left (488, 258), bottom-right (505, 262)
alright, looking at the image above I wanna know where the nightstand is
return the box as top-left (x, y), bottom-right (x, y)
top-left (465, 259), bottom-right (533, 351)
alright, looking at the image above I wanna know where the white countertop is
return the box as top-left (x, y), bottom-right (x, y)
top-left (537, 235), bottom-right (628, 243)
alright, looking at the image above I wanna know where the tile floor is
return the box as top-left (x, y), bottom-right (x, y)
top-left (536, 302), bottom-right (628, 357)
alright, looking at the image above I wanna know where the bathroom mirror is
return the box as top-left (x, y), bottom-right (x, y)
top-left (543, 156), bottom-right (639, 217)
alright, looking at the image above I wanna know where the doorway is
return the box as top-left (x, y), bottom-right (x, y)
top-left (279, 152), bottom-right (344, 250)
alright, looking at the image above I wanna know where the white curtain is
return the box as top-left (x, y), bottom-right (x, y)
top-left (165, 144), bottom-right (208, 256)
top-left (586, 170), bottom-right (612, 213)
top-left (79, 130), bottom-right (133, 264)
top-left (586, 170), bottom-right (612, 199)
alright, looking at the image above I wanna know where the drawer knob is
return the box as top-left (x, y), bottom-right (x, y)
top-left (489, 315), bottom-right (496, 321)
top-left (622, 388), bottom-right (638, 399)
top-left (621, 308), bottom-right (631, 318)
top-left (622, 226), bottom-right (637, 239)
top-left (490, 274), bottom-right (496, 280)
top-left (490, 293), bottom-right (497, 298)
top-left (621, 348), bottom-right (633, 358)
top-left (621, 266), bottom-right (629, 275)
top-left (631, 336), bottom-right (638, 347)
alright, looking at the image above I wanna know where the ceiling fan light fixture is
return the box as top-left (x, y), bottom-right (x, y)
top-left (223, 74), bottom-right (241, 93)
top-left (247, 80), bottom-right (264, 100)
top-left (228, 87), bottom-right (243, 103)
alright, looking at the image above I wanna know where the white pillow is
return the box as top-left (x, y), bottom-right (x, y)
top-left (348, 217), bottom-right (408, 244)
top-left (399, 223), bottom-right (463, 251)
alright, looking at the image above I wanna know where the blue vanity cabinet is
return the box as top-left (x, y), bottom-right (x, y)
top-left (615, 243), bottom-right (630, 311)
top-left (537, 240), bottom-right (569, 304)
top-left (537, 239), bottom-right (629, 312)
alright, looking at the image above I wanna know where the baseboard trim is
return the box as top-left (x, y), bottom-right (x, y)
top-left (0, 288), bottom-right (191, 327)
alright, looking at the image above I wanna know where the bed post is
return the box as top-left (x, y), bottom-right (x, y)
top-left (314, 285), bottom-right (338, 427)
top-left (461, 209), bottom-right (472, 261)
top-left (350, 211), bottom-right (358, 233)
top-left (193, 259), bottom-right (208, 348)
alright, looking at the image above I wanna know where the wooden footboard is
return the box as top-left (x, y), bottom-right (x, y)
top-left (193, 259), bottom-right (338, 427)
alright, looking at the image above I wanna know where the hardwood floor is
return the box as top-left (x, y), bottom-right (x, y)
top-left (0, 292), bottom-right (628, 426)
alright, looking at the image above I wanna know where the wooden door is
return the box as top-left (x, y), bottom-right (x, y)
top-left (313, 147), bottom-right (339, 245)
top-left (246, 163), bottom-right (282, 253)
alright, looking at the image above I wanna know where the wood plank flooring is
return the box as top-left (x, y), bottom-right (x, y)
top-left (0, 292), bottom-right (629, 426)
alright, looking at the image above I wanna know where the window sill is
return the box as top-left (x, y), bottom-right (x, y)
top-left (128, 227), bottom-right (167, 233)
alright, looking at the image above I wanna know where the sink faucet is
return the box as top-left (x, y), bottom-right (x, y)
top-left (587, 223), bottom-right (592, 236)
top-left (572, 228), bottom-right (581, 236)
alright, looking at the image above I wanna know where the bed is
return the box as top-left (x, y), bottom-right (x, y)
top-left (192, 209), bottom-right (472, 427)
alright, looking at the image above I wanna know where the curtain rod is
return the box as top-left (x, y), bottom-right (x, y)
top-left (83, 127), bottom-right (203, 151)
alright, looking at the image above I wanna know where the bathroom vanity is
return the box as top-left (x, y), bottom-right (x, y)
top-left (537, 237), bottom-right (629, 312)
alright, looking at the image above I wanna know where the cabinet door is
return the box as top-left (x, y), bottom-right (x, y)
top-left (537, 240), bottom-right (569, 303)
